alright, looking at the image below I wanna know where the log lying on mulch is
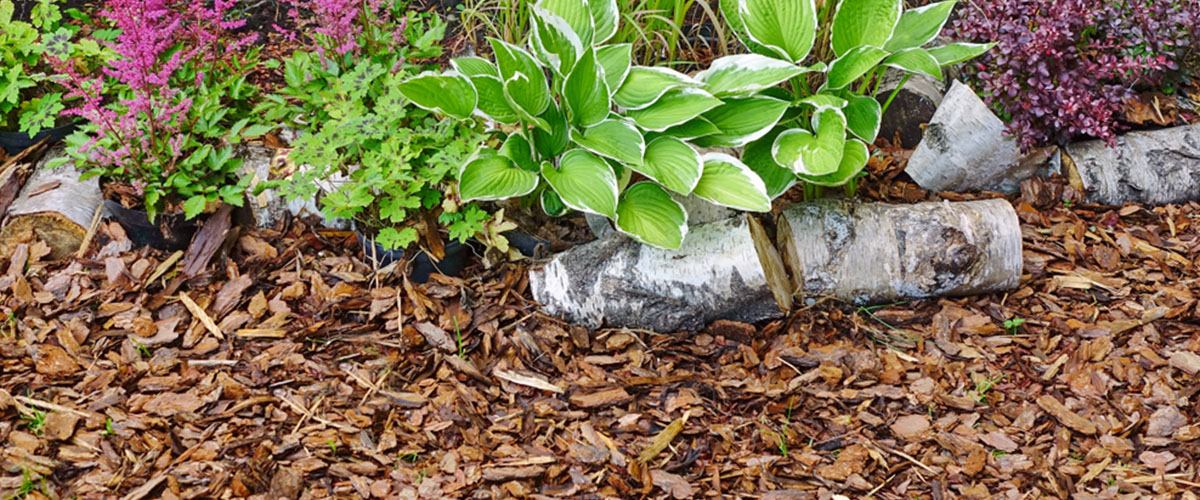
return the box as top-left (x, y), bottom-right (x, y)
top-left (0, 149), bottom-right (100, 259)
top-left (772, 198), bottom-right (1023, 306)
top-left (906, 81), bottom-right (1057, 193)
top-left (532, 199), bottom-right (1023, 331)
top-left (241, 145), bottom-right (353, 230)
top-left (1062, 123), bottom-right (1200, 205)
top-left (530, 215), bottom-right (782, 332)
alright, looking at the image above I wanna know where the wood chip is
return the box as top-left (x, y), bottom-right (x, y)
top-left (1036, 395), bottom-right (1097, 435)
top-left (493, 368), bottom-right (562, 393)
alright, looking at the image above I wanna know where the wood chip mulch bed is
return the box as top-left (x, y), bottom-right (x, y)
top-left (0, 167), bottom-right (1197, 499)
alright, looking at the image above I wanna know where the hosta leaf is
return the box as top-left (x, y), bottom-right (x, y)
top-left (844, 94), bottom-right (881, 142)
top-left (626, 88), bottom-right (723, 132)
top-left (589, 0), bottom-right (619, 44)
top-left (530, 6), bottom-right (584, 74)
top-left (739, 0), bottom-right (818, 64)
top-left (927, 42), bottom-right (995, 65)
top-left (797, 138), bottom-right (869, 187)
top-left (720, 0), bottom-right (771, 56)
top-left (798, 94), bottom-right (849, 111)
top-left (772, 109), bottom-right (846, 176)
top-left (636, 136), bottom-right (703, 194)
top-left (396, 71), bottom-right (478, 120)
top-left (615, 181), bottom-right (688, 249)
top-left (831, 0), bottom-right (901, 57)
top-left (694, 95), bottom-right (789, 147)
top-left (693, 153), bottom-right (772, 212)
top-left (613, 66), bottom-right (699, 110)
top-left (695, 54), bottom-right (805, 97)
top-left (459, 150), bottom-right (540, 201)
top-left (451, 56), bottom-right (499, 77)
top-left (536, 0), bottom-right (594, 46)
top-left (498, 133), bottom-right (538, 171)
top-left (884, 0), bottom-right (956, 52)
top-left (742, 127), bottom-right (797, 199)
top-left (543, 149), bottom-right (619, 218)
top-left (825, 45), bottom-right (889, 89)
top-left (659, 117), bottom-right (721, 141)
top-left (883, 48), bottom-right (942, 79)
top-left (596, 43), bottom-right (633, 93)
top-left (564, 49), bottom-right (611, 127)
top-left (571, 119), bottom-right (645, 165)
top-left (466, 74), bottom-right (520, 123)
top-left (490, 38), bottom-right (551, 117)
top-left (533, 102), bottom-right (571, 158)
top-left (541, 187), bottom-right (569, 216)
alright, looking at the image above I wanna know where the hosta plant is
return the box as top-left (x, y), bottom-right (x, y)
top-left (401, 0), bottom-right (991, 249)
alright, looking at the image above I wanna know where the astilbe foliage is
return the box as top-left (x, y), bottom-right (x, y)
top-left (280, 0), bottom-right (408, 61)
top-left (947, 0), bottom-right (1200, 150)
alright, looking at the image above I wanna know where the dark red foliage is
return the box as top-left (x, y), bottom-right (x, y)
top-left (946, 0), bottom-right (1200, 150)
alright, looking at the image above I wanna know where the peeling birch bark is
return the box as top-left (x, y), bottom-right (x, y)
top-left (530, 215), bottom-right (782, 332)
top-left (777, 198), bottom-right (1022, 305)
top-left (0, 149), bottom-right (101, 259)
top-left (240, 145), bottom-right (352, 230)
top-left (906, 81), bottom-right (1056, 193)
top-left (1062, 123), bottom-right (1200, 205)
top-left (877, 69), bottom-right (945, 148)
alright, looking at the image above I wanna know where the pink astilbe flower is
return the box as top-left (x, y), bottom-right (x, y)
top-left (282, 0), bottom-right (407, 61)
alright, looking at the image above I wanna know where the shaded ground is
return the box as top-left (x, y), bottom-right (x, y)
top-left (0, 143), bottom-right (1197, 499)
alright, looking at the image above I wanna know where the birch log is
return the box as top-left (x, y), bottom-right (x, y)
top-left (530, 215), bottom-right (783, 332)
top-left (906, 81), bottom-right (1056, 193)
top-left (1062, 123), bottom-right (1200, 205)
top-left (776, 199), bottom-right (1022, 305)
top-left (877, 69), bottom-right (945, 148)
top-left (240, 145), bottom-right (352, 230)
top-left (0, 149), bottom-right (101, 259)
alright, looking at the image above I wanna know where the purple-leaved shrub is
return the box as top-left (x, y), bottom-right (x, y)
top-left (946, 0), bottom-right (1200, 150)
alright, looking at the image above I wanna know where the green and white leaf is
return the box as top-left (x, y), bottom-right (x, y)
top-left (927, 42), bottom-right (995, 65)
top-left (451, 56), bottom-right (499, 77)
top-left (739, 0), bottom-right (818, 64)
top-left (589, 0), bottom-right (619, 44)
top-left (831, 0), bottom-right (901, 57)
top-left (498, 133), bottom-right (539, 172)
top-left (695, 54), bottom-right (805, 97)
top-left (541, 187), bottom-right (569, 216)
top-left (884, 0), bottom-right (956, 52)
top-left (396, 71), bottom-right (478, 120)
top-left (635, 136), bottom-right (703, 194)
top-left (883, 48), bottom-right (942, 79)
top-left (490, 38), bottom-right (551, 117)
top-left (466, 74), bottom-right (520, 123)
top-left (797, 138), bottom-right (870, 187)
top-left (720, 0), bottom-right (772, 56)
top-left (694, 95), bottom-right (790, 147)
top-left (595, 43), bottom-right (633, 93)
top-left (844, 94), bottom-right (882, 142)
top-left (693, 153), bottom-right (772, 212)
top-left (571, 119), bottom-right (645, 165)
top-left (615, 181), bottom-right (688, 249)
top-left (613, 66), bottom-right (699, 110)
top-left (626, 87), bottom-right (723, 132)
top-left (536, 0), bottom-right (594, 46)
top-left (459, 150), bottom-right (540, 201)
top-left (772, 109), bottom-right (847, 176)
top-left (825, 45), bottom-right (889, 89)
top-left (659, 117), bottom-right (721, 141)
top-left (742, 128), bottom-right (797, 199)
top-left (533, 103), bottom-right (571, 158)
top-left (530, 6), bottom-right (585, 74)
top-left (564, 48), bottom-right (611, 127)
top-left (543, 149), bottom-right (619, 218)
top-left (798, 94), bottom-right (849, 112)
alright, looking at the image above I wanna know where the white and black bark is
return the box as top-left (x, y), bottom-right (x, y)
top-left (876, 69), bottom-right (946, 148)
top-left (240, 145), bottom-right (352, 230)
top-left (530, 215), bottom-right (783, 332)
top-left (906, 80), bottom-right (1056, 193)
top-left (777, 198), bottom-right (1022, 305)
top-left (1062, 123), bottom-right (1200, 205)
top-left (0, 149), bottom-right (101, 259)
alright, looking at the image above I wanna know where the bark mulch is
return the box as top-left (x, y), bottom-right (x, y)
top-left (0, 169), bottom-right (1197, 499)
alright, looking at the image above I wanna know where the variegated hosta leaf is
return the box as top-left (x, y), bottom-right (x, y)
top-left (536, 0), bottom-right (594, 46)
top-left (742, 127), bottom-right (797, 199)
top-left (533, 103), bottom-right (571, 158)
top-left (615, 181), bottom-right (688, 250)
top-left (395, 71), bottom-right (478, 120)
top-left (739, 0), bottom-right (818, 64)
top-left (884, 48), bottom-right (943, 79)
top-left (564, 49), bottom-right (611, 127)
top-left (498, 133), bottom-right (538, 171)
top-left (541, 187), bottom-right (569, 216)
top-left (658, 117), bottom-right (721, 141)
top-left (451, 56), bottom-right (499, 77)
top-left (831, 0), bottom-right (902, 57)
top-left (542, 149), bottom-right (619, 218)
top-left (635, 136), bottom-right (703, 195)
top-left (927, 42), bottom-right (995, 66)
top-left (530, 6), bottom-right (584, 75)
top-left (571, 119), bottom-right (645, 166)
top-left (884, 0), bottom-right (957, 52)
top-left (595, 43), bottom-right (633, 94)
top-left (459, 149), bottom-right (540, 201)
top-left (693, 95), bottom-right (790, 147)
top-left (613, 66), bottom-right (699, 110)
top-left (626, 87), bottom-right (723, 132)
top-left (695, 54), bottom-right (805, 97)
top-left (490, 38), bottom-right (551, 119)
top-left (825, 45), bottom-right (890, 89)
top-left (589, 0), bottom-right (619, 44)
top-left (693, 153), bottom-right (772, 212)
top-left (797, 138), bottom-right (870, 187)
top-left (772, 109), bottom-right (847, 176)
top-left (844, 94), bottom-right (881, 142)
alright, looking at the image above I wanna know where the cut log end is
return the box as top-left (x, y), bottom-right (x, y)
top-left (0, 212), bottom-right (87, 259)
top-left (0, 150), bottom-right (101, 260)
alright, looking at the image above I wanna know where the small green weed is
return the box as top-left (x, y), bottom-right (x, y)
top-left (20, 409), bottom-right (46, 436)
top-left (970, 372), bottom-right (1006, 404)
top-left (1002, 317), bottom-right (1026, 335)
